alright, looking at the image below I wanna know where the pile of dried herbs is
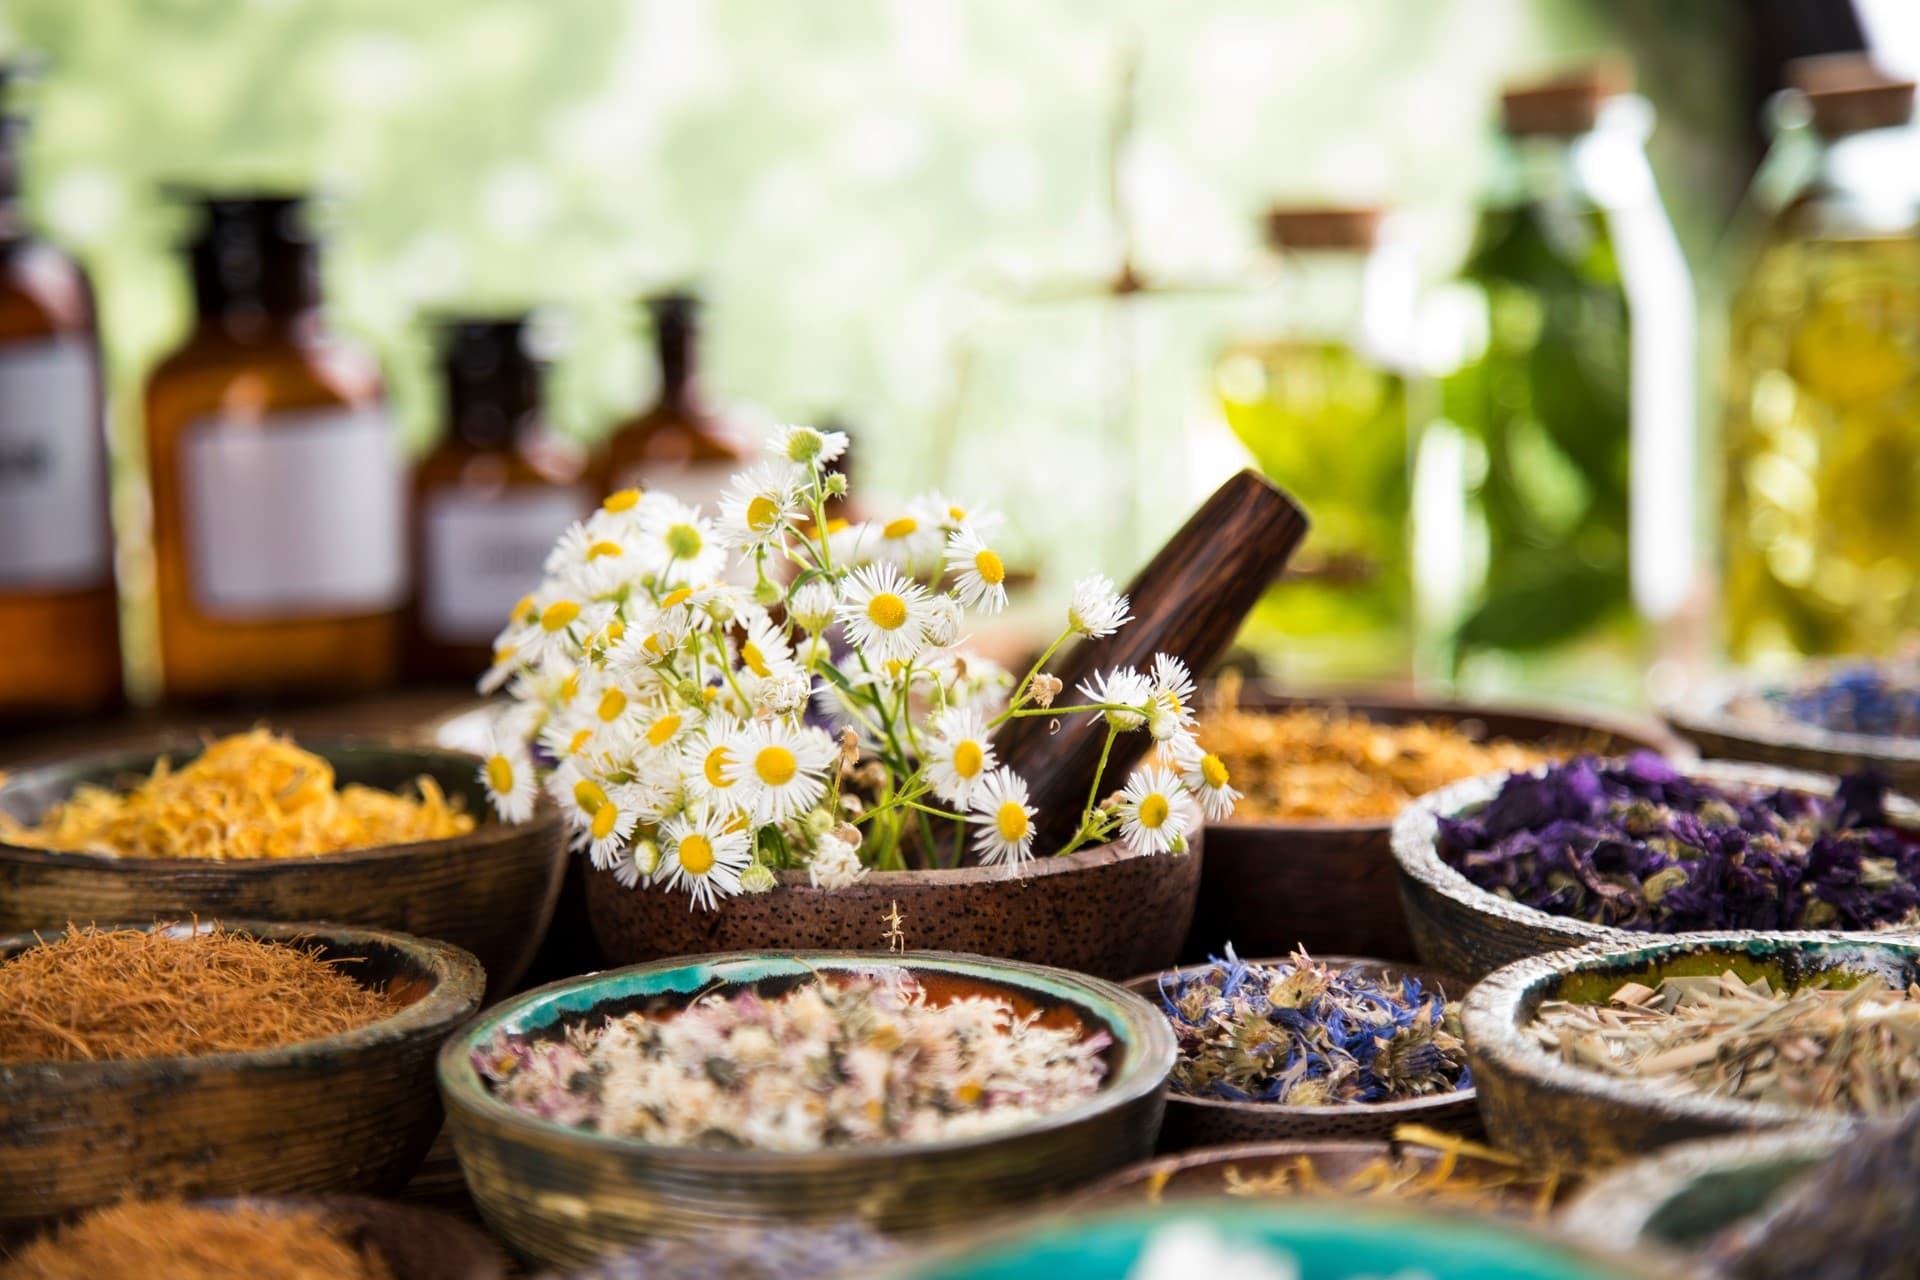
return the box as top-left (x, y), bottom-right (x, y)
top-left (1768, 663), bottom-right (1920, 738)
top-left (0, 1198), bottom-right (393, 1280)
top-left (1527, 971), bottom-right (1920, 1116)
top-left (1156, 948), bottom-right (1469, 1105)
top-left (1437, 753), bottom-right (1920, 932)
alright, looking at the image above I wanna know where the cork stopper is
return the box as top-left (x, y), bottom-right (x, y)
top-left (1263, 206), bottom-right (1384, 251)
top-left (1788, 53), bottom-right (1915, 137)
top-left (1500, 63), bottom-right (1632, 137)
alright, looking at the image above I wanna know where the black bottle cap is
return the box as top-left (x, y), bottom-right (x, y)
top-left (436, 313), bottom-right (541, 449)
top-left (645, 289), bottom-right (702, 326)
top-left (179, 193), bottom-right (321, 318)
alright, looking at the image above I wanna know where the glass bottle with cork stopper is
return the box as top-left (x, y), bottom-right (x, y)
top-left (597, 289), bottom-right (750, 509)
top-left (410, 315), bottom-right (593, 679)
top-left (0, 66), bottom-right (120, 717)
top-left (1215, 205), bottom-right (1414, 683)
top-left (1722, 53), bottom-right (1920, 662)
top-left (143, 194), bottom-right (404, 700)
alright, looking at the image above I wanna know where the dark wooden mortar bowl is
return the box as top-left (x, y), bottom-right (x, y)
top-left (1189, 687), bottom-right (1685, 962)
top-left (1664, 669), bottom-right (1920, 799)
top-left (1390, 757), bottom-right (1920, 980)
top-left (438, 950), bottom-right (1175, 1270)
top-left (585, 837), bottom-right (1203, 982)
top-left (0, 737), bottom-right (568, 997)
top-left (1459, 932), bottom-right (1893, 1171)
top-left (1122, 954), bottom-right (1478, 1151)
top-left (0, 919), bottom-right (486, 1235)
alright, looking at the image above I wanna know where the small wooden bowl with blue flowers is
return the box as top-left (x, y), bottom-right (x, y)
top-left (1123, 953), bottom-right (1479, 1152)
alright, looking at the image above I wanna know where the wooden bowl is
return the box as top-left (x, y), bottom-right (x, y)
top-left (0, 738), bottom-right (568, 998)
top-left (1189, 688), bottom-right (1686, 962)
top-left (1664, 668), bottom-right (1920, 799)
top-left (1123, 954), bottom-right (1477, 1151)
top-left (1389, 756), bottom-right (1920, 980)
top-left (1458, 932), bottom-right (1902, 1171)
top-left (437, 950), bottom-right (1175, 1269)
top-left (585, 838), bottom-right (1203, 982)
top-left (0, 919), bottom-right (485, 1234)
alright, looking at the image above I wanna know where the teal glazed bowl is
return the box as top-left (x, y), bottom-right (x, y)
top-left (438, 950), bottom-right (1176, 1269)
top-left (875, 1201), bottom-right (1669, 1280)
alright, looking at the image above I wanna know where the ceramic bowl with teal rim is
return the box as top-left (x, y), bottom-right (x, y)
top-left (436, 950), bottom-right (1176, 1270)
top-left (872, 1200), bottom-right (1670, 1280)
top-left (1460, 931), bottom-right (1911, 1170)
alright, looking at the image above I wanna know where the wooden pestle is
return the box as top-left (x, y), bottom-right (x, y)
top-left (994, 468), bottom-right (1309, 849)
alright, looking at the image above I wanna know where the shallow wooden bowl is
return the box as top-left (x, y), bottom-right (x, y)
top-left (1189, 687), bottom-right (1685, 962)
top-left (585, 838), bottom-right (1203, 981)
top-left (0, 919), bottom-right (486, 1234)
top-left (1459, 932), bottom-right (1897, 1171)
top-left (1123, 954), bottom-right (1477, 1151)
top-left (0, 738), bottom-right (568, 997)
top-left (1664, 669), bottom-right (1920, 799)
top-left (1390, 757), bottom-right (1920, 980)
top-left (438, 950), bottom-right (1175, 1269)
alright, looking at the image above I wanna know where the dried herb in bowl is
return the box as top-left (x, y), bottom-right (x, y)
top-left (1437, 753), bottom-right (1920, 932)
top-left (1739, 660), bottom-right (1920, 739)
top-left (0, 1198), bottom-right (393, 1280)
top-left (1156, 949), bottom-right (1469, 1105)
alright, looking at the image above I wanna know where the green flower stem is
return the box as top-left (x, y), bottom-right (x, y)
top-left (989, 628), bottom-right (1072, 730)
top-left (1084, 724), bottom-right (1118, 822)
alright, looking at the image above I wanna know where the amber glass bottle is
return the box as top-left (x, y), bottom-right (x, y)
top-left (410, 317), bottom-right (592, 679)
top-left (145, 196), bottom-right (403, 699)
top-left (0, 110), bottom-right (120, 716)
top-left (599, 290), bottom-right (749, 507)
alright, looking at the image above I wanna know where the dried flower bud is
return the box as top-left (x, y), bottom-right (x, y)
top-left (839, 726), bottom-right (860, 767)
top-left (803, 808), bottom-right (836, 840)
top-left (752, 575), bottom-right (782, 608)
top-left (739, 862), bottom-right (777, 893)
top-left (1029, 672), bottom-right (1063, 709)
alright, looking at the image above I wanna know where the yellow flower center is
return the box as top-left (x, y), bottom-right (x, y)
top-left (605, 618), bottom-right (626, 642)
top-left (541, 600), bottom-right (582, 631)
top-left (1200, 754), bottom-right (1230, 790)
top-left (755, 745), bottom-right (798, 786)
top-left (661, 586), bottom-right (694, 608)
top-left (826, 518), bottom-right (850, 535)
top-left (883, 516), bottom-right (918, 539)
top-left (746, 495), bottom-right (780, 531)
top-left (704, 747), bottom-right (733, 788)
top-left (867, 592), bottom-right (908, 631)
top-left (665, 523), bottom-right (703, 559)
top-left (953, 740), bottom-right (984, 779)
top-left (647, 714), bottom-right (682, 747)
top-left (947, 505), bottom-right (967, 521)
top-left (591, 804), bottom-right (619, 840)
top-left (510, 594), bottom-right (536, 624)
top-left (643, 633), bottom-right (664, 656)
top-left (491, 644), bottom-right (517, 666)
top-left (678, 833), bottom-right (715, 875)
top-left (603, 488), bottom-right (641, 513)
top-left (724, 812), bottom-right (751, 833)
top-left (597, 688), bottom-right (627, 722)
top-left (741, 641), bottom-right (770, 678)
top-left (973, 548), bottom-right (1006, 585)
top-left (573, 779), bottom-right (608, 815)
top-left (560, 669), bottom-right (580, 702)
top-left (567, 729), bottom-right (593, 756)
top-left (996, 801), bottom-right (1029, 843)
top-left (485, 755), bottom-right (514, 794)
top-left (1138, 793), bottom-right (1170, 830)
top-left (955, 1080), bottom-right (983, 1104)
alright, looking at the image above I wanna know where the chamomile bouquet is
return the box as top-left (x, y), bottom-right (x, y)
top-left (479, 424), bottom-right (1241, 910)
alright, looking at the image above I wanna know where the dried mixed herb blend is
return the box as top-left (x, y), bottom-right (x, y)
top-left (0, 1198), bottom-right (393, 1280)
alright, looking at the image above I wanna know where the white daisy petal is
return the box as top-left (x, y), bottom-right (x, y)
top-left (967, 766), bottom-right (1037, 866)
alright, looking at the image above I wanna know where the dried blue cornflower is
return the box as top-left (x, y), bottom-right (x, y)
top-left (1157, 947), bottom-right (1470, 1105)
top-left (1438, 754), bottom-right (1920, 933)
top-left (1772, 663), bottom-right (1920, 738)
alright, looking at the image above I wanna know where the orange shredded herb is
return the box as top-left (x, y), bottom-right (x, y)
top-left (1199, 1126), bottom-right (1561, 1219)
top-left (0, 729), bottom-right (474, 861)
top-left (0, 924), bottom-right (407, 1064)
top-left (0, 1198), bottom-right (394, 1280)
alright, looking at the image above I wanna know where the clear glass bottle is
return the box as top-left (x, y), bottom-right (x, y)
top-left (410, 317), bottom-right (593, 680)
top-left (1215, 207), bottom-right (1415, 682)
top-left (597, 290), bottom-right (750, 508)
top-left (144, 195), bottom-right (404, 699)
top-left (1431, 66), bottom-right (1694, 701)
top-left (1722, 55), bottom-right (1920, 663)
top-left (0, 87), bottom-right (120, 717)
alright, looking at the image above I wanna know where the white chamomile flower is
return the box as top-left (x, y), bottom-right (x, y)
top-left (658, 810), bottom-right (752, 910)
top-left (788, 579), bottom-right (838, 633)
top-left (1147, 653), bottom-right (1197, 740)
top-left (927, 708), bottom-right (997, 807)
top-left (1174, 738), bottom-right (1242, 822)
top-left (1067, 574), bottom-right (1132, 638)
top-left (613, 834), bottom-right (661, 888)
top-left (1079, 666), bottom-right (1153, 731)
top-left (836, 563), bottom-right (933, 664)
top-left (753, 667), bottom-right (814, 715)
top-left (769, 422), bottom-right (849, 470)
top-left (636, 701), bottom-right (697, 753)
top-left (635, 494), bottom-right (726, 586)
top-left (736, 615), bottom-right (792, 680)
top-left (870, 508), bottom-right (945, 576)
top-left (480, 723), bottom-right (537, 823)
top-left (682, 715), bottom-right (752, 813)
top-left (924, 594), bottom-right (964, 648)
top-left (725, 721), bottom-right (836, 824)
top-left (479, 594), bottom-right (543, 692)
top-left (510, 656), bottom-right (586, 713)
top-left (968, 766), bottom-right (1037, 866)
top-left (718, 462), bottom-right (805, 551)
top-left (1117, 766), bottom-right (1192, 856)
top-left (827, 520), bottom-right (879, 568)
top-left (576, 670), bottom-right (641, 732)
top-left (610, 604), bottom-right (692, 673)
top-left (510, 590), bottom-right (615, 668)
top-left (584, 784), bottom-right (646, 870)
top-left (544, 521), bottom-right (632, 597)
top-left (912, 491), bottom-right (1004, 538)
top-left (807, 826), bottom-right (868, 890)
top-left (944, 525), bottom-right (1009, 614)
top-left (538, 705), bottom-right (604, 765)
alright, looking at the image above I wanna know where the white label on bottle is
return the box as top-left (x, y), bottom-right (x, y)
top-left (0, 339), bottom-right (109, 590)
top-left (183, 406), bottom-right (408, 619)
top-left (422, 486), bottom-right (590, 643)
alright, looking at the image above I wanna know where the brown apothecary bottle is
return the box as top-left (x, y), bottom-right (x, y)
top-left (0, 106), bottom-right (121, 717)
top-left (409, 316), bottom-right (593, 680)
top-left (144, 195), bottom-right (404, 699)
top-left (597, 290), bottom-right (749, 507)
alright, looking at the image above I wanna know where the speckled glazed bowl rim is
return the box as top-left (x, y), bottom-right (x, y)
top-left (0, 736), bottom-right (562, 870)
top-left (1208, 689), bottom-right (1692, 837)
top-left (0, 918), bottom-right (487, 1085)
top-left (1664, 668), bottom-right (1920, 769)
top-left (1389, 756), bottom-right (1920, 950)
top-left (1557, 1125), bottom-right (1840, 1255)
top-left (438, 949), bottom-right (1177, 1165)
top-left (1123, 954), bottom-right (1476, 1124)
top-left (1460, 930), bottom-right (1917, 1132)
